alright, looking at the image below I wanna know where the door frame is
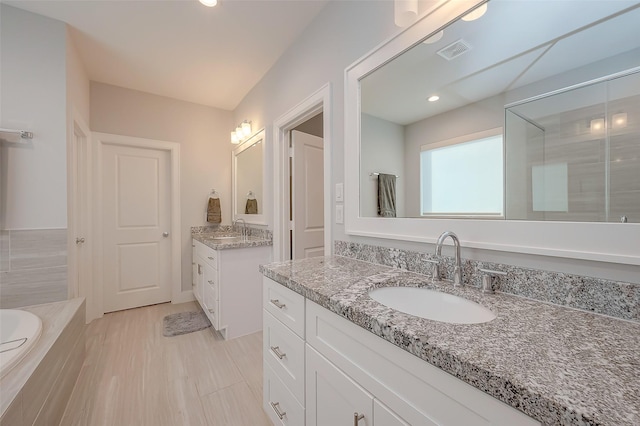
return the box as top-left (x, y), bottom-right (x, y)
top-left (92, 132), bottom-right (182, 320)
top-left (272, 83), bottom-right (332, 262)
top-left (67, 109), bottom-right (93, 314)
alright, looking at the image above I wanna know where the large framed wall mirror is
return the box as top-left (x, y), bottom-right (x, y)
top-left (345, 0), bottom-right (640, 264)
top-left (232, 129), bottom-right (267, 225)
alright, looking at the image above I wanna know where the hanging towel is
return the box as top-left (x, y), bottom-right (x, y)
top-left (207, 197), bottom-right (222, 223)
top-left (245, 198), bottom-right (258, 214)
top-left (377, 173), bottom-right (397, 218)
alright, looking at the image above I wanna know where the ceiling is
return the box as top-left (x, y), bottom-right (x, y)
top-left (361, 0), bottom-right (640, 126)
top-left (5, 0), bottom-right (329, 110)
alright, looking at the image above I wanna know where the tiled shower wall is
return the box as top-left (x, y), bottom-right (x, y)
top-left (0, 229), bottom-right (68, 309)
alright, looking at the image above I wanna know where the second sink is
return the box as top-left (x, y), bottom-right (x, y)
top-left (368, 286), bottom-right (496, 324)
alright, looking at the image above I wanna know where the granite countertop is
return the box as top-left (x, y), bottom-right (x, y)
top-left (260, 256), bottom-right (640, 426)
top-left (192, 232), bottom-right (272, 250)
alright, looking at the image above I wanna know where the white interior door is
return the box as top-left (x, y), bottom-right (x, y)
top-left (101, 143), bottom-right (172, 312)
top-left (70, 120), bottom-right (91, 300)
top-left (292, 130), bottom-right (324, 259)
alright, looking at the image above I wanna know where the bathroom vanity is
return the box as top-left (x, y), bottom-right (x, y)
top-left (192, 231), bottom-right (271, 340)
top-left (260, 256), bottom-right (640, 426)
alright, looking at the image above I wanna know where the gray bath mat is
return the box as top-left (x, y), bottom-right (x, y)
top-left (162, 311), bottom-right (211, 337)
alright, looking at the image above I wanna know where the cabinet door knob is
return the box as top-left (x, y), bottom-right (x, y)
top-left (354, 412), bottom-right (364, 425)
top-left (75, 237), bottom-right (85, 244)
top-left (270, 299), bottom-right (286, 309)
top-left (208, 256), bottom-right (215, 261)
top-left (163, 232), bottom-right (169, 237)
top-left (270, 346), bottom-right (286, 360)
top-left (208, 280), bottom-right (214, 285)
top-left (270, 402), bottom-right (286, 420)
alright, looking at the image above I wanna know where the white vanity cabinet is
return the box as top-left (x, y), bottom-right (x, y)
top-left (192, 239), bottom-right (270, 339)
top-left (262, 277), bottom-right (541, 426)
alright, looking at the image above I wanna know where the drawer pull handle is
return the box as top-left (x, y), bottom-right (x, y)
top-left (208, 280), bottom-right (214, 285)
top-left (270, 402), bottom-right (286, 420)
top-left (208, 256), bottom-right (215, 260)
top-left (270, 299), bottom-right (286, 309)
top-left (270, 346), bottom-right (286, 359)
top-left (354, 412), bottom-right (364, 425)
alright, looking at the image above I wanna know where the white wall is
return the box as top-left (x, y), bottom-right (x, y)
top-left (1, 5), bottom-right (68, 230)
top-left (66, 30), bottom-right (90, 126)
top-left (361, 113), bottom-right (405, 217)
top-left (90, 82), bottom-right (233, 292)
top-left (232, 0), bottom-right (639, 283)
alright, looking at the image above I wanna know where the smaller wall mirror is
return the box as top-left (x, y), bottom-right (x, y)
top-left (232, 129), bottom-right (267, 225)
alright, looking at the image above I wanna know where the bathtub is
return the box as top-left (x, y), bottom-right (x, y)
top-left (0, 309), bottom-right (43, 378)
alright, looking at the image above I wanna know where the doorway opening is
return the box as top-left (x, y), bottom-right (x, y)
top-left (273, 84), bottom-right (332, 262)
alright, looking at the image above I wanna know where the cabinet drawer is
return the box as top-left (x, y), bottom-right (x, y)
top-left (264, 310), bottom-right (305, 404)
top-left (195, 240), bottom-right (218, 269)
top-left (264, 363), bottom-right (305, 426)
top-left (263, 277), bottom-right (305, 338)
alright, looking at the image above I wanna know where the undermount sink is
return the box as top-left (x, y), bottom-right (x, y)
top-left (368, 286), bottom-right (496, 324)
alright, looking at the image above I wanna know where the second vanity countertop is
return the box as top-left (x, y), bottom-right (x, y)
top-left (260, 256), bottom-right (640, 426)
top-left (192, 232), bottom-right (272, 250)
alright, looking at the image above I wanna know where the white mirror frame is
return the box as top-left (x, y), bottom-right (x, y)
top-left (232, 128), bottom-right (268, 225)
top-left (345, 0), bottom-right (640, 265)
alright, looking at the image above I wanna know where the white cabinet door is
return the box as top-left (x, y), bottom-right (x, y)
top-left (194, 259), bottom-right (204, 304)
top-left (306, 345), bottom-right (372, 426)
top-left (374, 400), bottom-right (410, 426)
top-left (203, 262), bottom-right (218, 328)
top-left (191, 243), bottom-right (197, 294)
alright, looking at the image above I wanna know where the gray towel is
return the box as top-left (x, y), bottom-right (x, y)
top-left (207, 197), bottom-right (221, 223)
top-left (377, 174), bottom-right (397, 218)
top-left (245, 198), bottom-right (258, 214)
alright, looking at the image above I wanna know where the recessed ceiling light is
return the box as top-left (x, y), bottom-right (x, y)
top-left (199, 0), bottom-right (218, 7)
top-left (612, 112), bottom-right (627, 129)
top-left (423, 30), bottom-right (444, 44)
top-left (461, 3), bottom-right (487, 22)
top-left (428, 95), bottom-right (440, 102)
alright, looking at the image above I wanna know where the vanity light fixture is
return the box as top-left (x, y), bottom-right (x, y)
top-left (428, 95), bottom-right (440, 102)
top-left (231, 120), bottom-right (252, 144)
top-left (199, 0), bottom-right (217, 7)
top-left (612, 112), bottom-right (627, 129)
top-left (394, 0), bottom-right (418, 27)
top-left (461, 3), bottom-right (488, 22)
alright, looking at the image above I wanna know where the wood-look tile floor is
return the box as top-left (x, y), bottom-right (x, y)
top-left (59, 302), bottom-right (271, 426)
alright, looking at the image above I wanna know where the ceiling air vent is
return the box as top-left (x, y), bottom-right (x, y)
top-left (437, 39), bottom-right (472, 61)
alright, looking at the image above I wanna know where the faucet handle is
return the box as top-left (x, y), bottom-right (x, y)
top-left (479, 268), bottom-right (507, 294)
top-left (424, 259), bottom-right (439, 281)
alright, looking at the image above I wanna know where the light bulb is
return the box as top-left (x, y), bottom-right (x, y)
top-left (590, 118), bottom-right (604, 132)
top-left (612, 112), bottom-right (627, 129)
top-left (231, 131), bottom-right (239, 144)
top-left (199, 0), bottom-right (217, 7)
top-left (242, 121), bottom-right (251, 136)
top-left (461, 3), bottom-right (487, 22)
top-left (428, 95), bottom-right (440, 102)
top-left (235, 127), bottom-right (244, 141)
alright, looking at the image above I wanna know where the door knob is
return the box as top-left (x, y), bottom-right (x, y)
top-left (75, 237), bottom-right (85, 244)
top-left (162, 232), bottom-right (169, 237)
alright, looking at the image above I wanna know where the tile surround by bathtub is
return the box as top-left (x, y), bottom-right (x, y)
top-left (0, 229), bottom-right (68, 309)
top-left (334, 240), bottom-right (640, 322)
top-left (0, 230), bottom-right (9, 272)
top-left (10, 229), bottom-right (67, 270)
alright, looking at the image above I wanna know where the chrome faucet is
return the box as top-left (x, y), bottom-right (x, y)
top-left (434, 231), bottom-right (463, 286)
top-left (233, 218), bottom-right (247, 240)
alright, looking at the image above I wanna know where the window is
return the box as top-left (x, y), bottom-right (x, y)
top-left (420, 130), bottom-right (503, 217)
